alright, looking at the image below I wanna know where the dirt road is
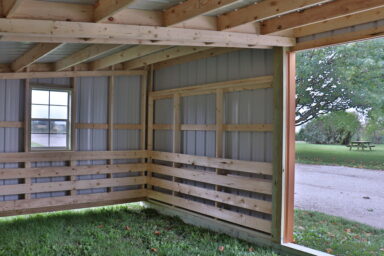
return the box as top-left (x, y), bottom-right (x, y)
top-left (295, 164), bottom-right (384, 229)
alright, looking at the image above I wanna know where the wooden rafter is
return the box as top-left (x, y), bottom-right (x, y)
top-left (293, 24), bottom-right (384, 51)
top-left (261, 0), bottom-right (384, 34)
top-left (291, 6), bottom-right (384, 38)
top-left (164, 0), bottom-right (238, 26)
top-left (94, 0), bottom-right (134, 23)
top-left (91, 45), bottom-right (168, 70)
top-left (55, 44), bottom-right (121, 71)
top-left (217, 0), bottom-right (331, 31)
top-left (11, 43), bottom-right (61, 72)
top-left (0, 18), bottom-right (295, 48)
top-left (3, 0), bottom-right (25, 17)
top-left (123, 46), bottom-right (210, 70)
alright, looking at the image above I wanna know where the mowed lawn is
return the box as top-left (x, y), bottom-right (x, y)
top-left (296, 143), bottom-right (384, 170)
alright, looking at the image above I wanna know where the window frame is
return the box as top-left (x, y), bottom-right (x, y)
top-left (29, 86), bottom-right (73, 151)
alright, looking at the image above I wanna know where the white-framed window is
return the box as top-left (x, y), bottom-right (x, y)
top-left (30, 88), bottom-right (72, 150)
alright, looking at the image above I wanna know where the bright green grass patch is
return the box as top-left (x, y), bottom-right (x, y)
top-left (296, 143), bottom-right (384, 170)
top-left (0, 204), bottom-right (278, 256)
top-left (294, 210), bottom-right (384, 256)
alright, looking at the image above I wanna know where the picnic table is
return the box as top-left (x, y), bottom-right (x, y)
top-left (348, 141), bottom-right (375, 151)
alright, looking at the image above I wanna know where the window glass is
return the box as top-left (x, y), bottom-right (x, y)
top-left (31, 105), bottom-right (49, 119)
top-left (31, 89), bottom-right (71, 150)
top-left (32, 90), bottom-right (49, 104)
top-left (50, 91), bottom-right (68, 106)
top-left (50, 106), bottom-right (68, 119)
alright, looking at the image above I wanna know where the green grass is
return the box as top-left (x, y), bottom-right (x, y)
top-left (296, 143), bottom-right (384, 170)
top-left (0, 204), bottom-right (278, 256)
top-left (294, 210), bottom-right (384, 256)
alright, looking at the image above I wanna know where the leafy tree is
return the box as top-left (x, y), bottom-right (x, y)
top-left (300, 111), bottom-right (361, 145)
top-left (296, 38), bottom-right (384, 126)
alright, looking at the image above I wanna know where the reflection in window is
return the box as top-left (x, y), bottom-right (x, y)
top-left (31, 89), bottom-right (71, 150)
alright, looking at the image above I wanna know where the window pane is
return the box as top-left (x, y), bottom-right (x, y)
top-left (31, 134), bottom-right (49, 148)
top-left (50, 91), bottom-right (68, 106)
top-left (49, 134), bottom-right (67, 147)
top-left (32, 105), bottom-right (49, 118)
top-left (31, 120), bottom-right (49, 133)
top-left (50, 121), bottom-right (67, 133)
top-left (32, 90), bottom-right (49, 104)
top-left (50, 106), bottom-right (68, 119)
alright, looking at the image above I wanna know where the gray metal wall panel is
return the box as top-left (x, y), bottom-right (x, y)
top-left (114, 75), bottom-right (141, 124)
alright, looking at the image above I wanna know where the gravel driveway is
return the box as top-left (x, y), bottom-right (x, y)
top-left (295, 164), bottom-right (384, 229)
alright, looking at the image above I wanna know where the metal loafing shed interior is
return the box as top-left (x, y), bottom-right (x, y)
top-left (0, 0), bottom-right (383, 255)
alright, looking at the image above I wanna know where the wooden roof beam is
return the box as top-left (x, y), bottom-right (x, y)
top-left (123, 46), bottom-right (210, 70)
top-left (94, 0), bottom-right (134, 23)
top-left (91, 45), bottom-right (168, 70)
top-left (11, 43), bottom-right (61, 72)
top-left (2, 0), bottom-right (26, 18)
top-left (261, 0), bottom-right (384, 34)
top-left (0, 18), bottom-right (295, 48)
top-left (217, 0), bottom-right (331, 31)
top-left (55, 44), bottom-right (121, 71)
top-left (164, 0), bottom-right (239, 26)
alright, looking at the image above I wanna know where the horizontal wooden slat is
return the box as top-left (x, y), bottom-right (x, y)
top-left (181, 124), bottom-right (216, 131)
top-left (224, 124), bottom-right (274, 132)
top-left (0, 150), bottom-right (148, 163)
top-left (150, 76), bottom-right (273, 99)
top-left (0, 176), bottom-right (146, 196)
top-left (0, 121), bottom-right (23, 128)
top-left (148, 191), bottom-right (271, 233)
top-left (150, 151), bottom-right (273, 176)
top-left (75, 123), bottom-right (142, 130)
top-left (0, 189), bottom-right (147, 213)
top-left (0, 163), bottom-right (146, 179)
top-left (149, 177), bottom-right (272, 214)
top-left (152, 124), bottom-right (172, 130)
top-left (149, 164), bottom-right (272, 195)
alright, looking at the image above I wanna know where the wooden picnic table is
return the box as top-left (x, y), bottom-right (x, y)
top-left (348, 141), bottom-right (375, 151)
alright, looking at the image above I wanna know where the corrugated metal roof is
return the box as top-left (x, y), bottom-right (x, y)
top-left (37, 43), bottom-right (89, 63)
top-left (85, 45), bottom-right (134, 63)
top-left (0, 42), bottom-right (36, 64)
top-left (206, 0), bottom-right (262, 16)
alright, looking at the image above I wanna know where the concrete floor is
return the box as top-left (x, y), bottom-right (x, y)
top-left (295, 164), bottom-right (384, 229)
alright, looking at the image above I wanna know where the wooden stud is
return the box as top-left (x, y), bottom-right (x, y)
top-left (3, 0), bottom-right (26, 18)
top-left (284, 52), bottom-right (296, 243)
top-left (271, 47), bottom-right (286, 243)
top-left (94, 0), bottom-right (135, 23)
top-left (69, 75), bottom-right (77, 196)
top-left (23, 78), bottom-right (31, 199)
top-left (215, 89), bottom-right (224, 208)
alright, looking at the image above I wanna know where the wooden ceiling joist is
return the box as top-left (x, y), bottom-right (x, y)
top-left (261, 0), bottom-right (384, 34)
top-left (153, 48), bottom-right (238, 70)
top-left (292, 6), bottom-right (384, 38)
top-left (11, 43), bottom-right (61, 72)
top-left (293, 24), bottom-right (384, 51)
top-left (164, 0), bottom-right (239, 26)
top-left (217, 0), bottom-right (331, 31)
top-left (0, 18), bottom-right (295, 48)
top-left (123, 46), bottom-right (210, 70)
top-left (91, 45), bottom-right (168, 70)
top-left (2, 0), bottom-right (25, 18)
top-left (94, 0), bottom-right (134, 23)
top-left (55, 44), bottom-right (121, 71)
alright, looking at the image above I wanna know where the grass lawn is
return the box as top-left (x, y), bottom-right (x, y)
top-left (294, 210), bottom-right (384, 256)
top-left (0, 204), bottom-right (278, 256)
top-left (296, 143), bottom-right (384, 170)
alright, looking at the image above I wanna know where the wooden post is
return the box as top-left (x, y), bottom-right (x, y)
top-left (215, 89), bottom-right (224, 208)
top-left (147, 65), bottom-right (154, 190)
top-left (140, 71), bottom-right (148, 188)
top-left (107, 73), bottom-right (114, 192)
top-left (172, 93), bottom-right (181, 198)
top-left (284, 51), bottom-right (296, 243)
top-left (272, 47), bottom-right (286, 243)
top-left (69, 75), bottom-right (78, 196)
top-left (23, 78), bottom-right (31, 200)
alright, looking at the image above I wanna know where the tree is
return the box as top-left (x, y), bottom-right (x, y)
top-left (296, 38), bottom-right (384, 126)
top-left (300, 111), bottom-right (361, 145)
